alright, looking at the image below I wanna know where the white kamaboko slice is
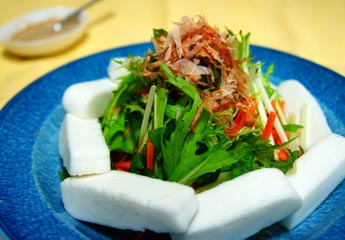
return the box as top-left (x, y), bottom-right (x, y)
top-left (171, 168), bottom-right (302, 240)
top-left (280, 133), bottom-right (345, 229)
top-left (277, 80), bottom-right (331, 149)
top-left (62, 78), bottom-right (117, 119)
top-left (61, 170), bottom-right (199, 233)
top-left (59, 113), bottom-right (110, 176)
top-left (107, 57), bottom-right (130, 83)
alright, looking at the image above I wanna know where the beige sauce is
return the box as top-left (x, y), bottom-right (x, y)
top-left (10, 17), bottom-right (80, 41)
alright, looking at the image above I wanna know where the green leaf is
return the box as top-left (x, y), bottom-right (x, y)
top-left (107, 105), bottom-right (144, 153)
top-left (161, 107), bottom-right (194, 178)
top-left (193, 170), bottom-right (221, 189)
top-left (101, 57), bottom-right (149, 154)
top-left (59, 167), bottom-right (70, 181)
top-left (148, 128), bottom-right (165, 179)
top-left (129, 153), bottom-right (145, 175)
top-left (283, 124), bottom-right (304, 132)
top-left (158, 64), bottom-right (203, 178)
top-left (225, 28), bottom-right (251, 72)
top-left (160, 63), bottom-right (201, 108)
top-left (262, 63), bottom-right (276, 98)
top-left (154, 87), bottom-right (168, 129)
top-left (153, 28), bottom-right (168, 38)
top-left (255, 148), bottom-right (302, 174)
top-left (168, 110), bottom-right (242, 184)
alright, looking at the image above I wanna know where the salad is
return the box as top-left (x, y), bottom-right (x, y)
top-left (59, 15), bottom-right (345, 239)
top-left (101, 16), bottom-right (304, 190)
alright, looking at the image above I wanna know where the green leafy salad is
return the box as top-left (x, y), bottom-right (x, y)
top-left (101, 16), bottom-right (304, 191)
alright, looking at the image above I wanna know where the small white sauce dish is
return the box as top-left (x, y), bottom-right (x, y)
top-left (0, 7), bottom-right (89, 57)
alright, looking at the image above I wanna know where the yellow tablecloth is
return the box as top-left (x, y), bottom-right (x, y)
top-left (0, 0), bottom-right (344, 109)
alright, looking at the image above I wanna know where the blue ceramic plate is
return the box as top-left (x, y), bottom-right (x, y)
top-left (0, 42), bottom-right (344, 240)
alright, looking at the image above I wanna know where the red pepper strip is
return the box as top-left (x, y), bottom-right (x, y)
top-left (234, 110), bottom-right (246, 124)
top-left (114, 160), bottom-right (131, 171)
top-left (271, 99), bottom-right (285, 111)
top-left (272, 128), bottom-right (282, 145)
top-left (271, 99), bottom-right (286, 123)
top-left (278, 149), bottom-right (289, 161)
top-left (146, 138), bottom-right (154, 171)
top-left (272, 128), bottom-right (291, 160)
top-left (243, 96), bottom-right (254, 105)
top-left (280, 100), bottom-right (285, 111)
top-left (262, 111), bottom-right (276, 140)
top-left (230, 102), bottom-right (258, 136)
top-left (234, 96), bottom-right (255, 124)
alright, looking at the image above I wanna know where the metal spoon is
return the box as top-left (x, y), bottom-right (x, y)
top-left (52, 0), bottom-right (100, 32)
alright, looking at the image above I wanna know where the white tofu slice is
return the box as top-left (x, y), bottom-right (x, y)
top-left (277, 80), bottom-right (331, 149)
top-left (59, 113), bottom-right (110, 176)
top-left (280, 133), bottom-right (345, 229)
top-left (62, 78), bottom-right (117, 119)
top-left (171, 168), bottom-right (302, 240)
top-left (107, 57), bottom-right (130, 83)
top-left (61, 170), bottom-right (199, 233)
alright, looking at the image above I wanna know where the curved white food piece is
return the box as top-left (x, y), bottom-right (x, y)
top-left (107, 57), bottom-right (130, 83)
top-left (59, 113), bottom-right (110, 176)
top-left (171, 168), bottom-right (302, 240)
top-left (61, 170), bottom-right (198, 233)
top-left (62, 78), bottom-right (117, 119)
top-left (280, 133), bottom-right (345, 229)
top-left (277, 80), bottom-right (331, 149)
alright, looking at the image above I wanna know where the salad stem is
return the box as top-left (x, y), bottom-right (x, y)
top-left (255, 65), bottom-right (288, 143)
top-left (138, 85), bottom-right (156, 151)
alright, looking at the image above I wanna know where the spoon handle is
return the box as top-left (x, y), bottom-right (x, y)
top-left (53, 0), bottom-right (101, 32)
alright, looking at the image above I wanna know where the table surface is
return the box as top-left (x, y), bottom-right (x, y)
top-left (1, 0), bottom-right (344, 109)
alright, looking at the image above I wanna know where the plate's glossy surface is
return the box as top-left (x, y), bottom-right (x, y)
top-left (0, 42), bottom-right (344, 240)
